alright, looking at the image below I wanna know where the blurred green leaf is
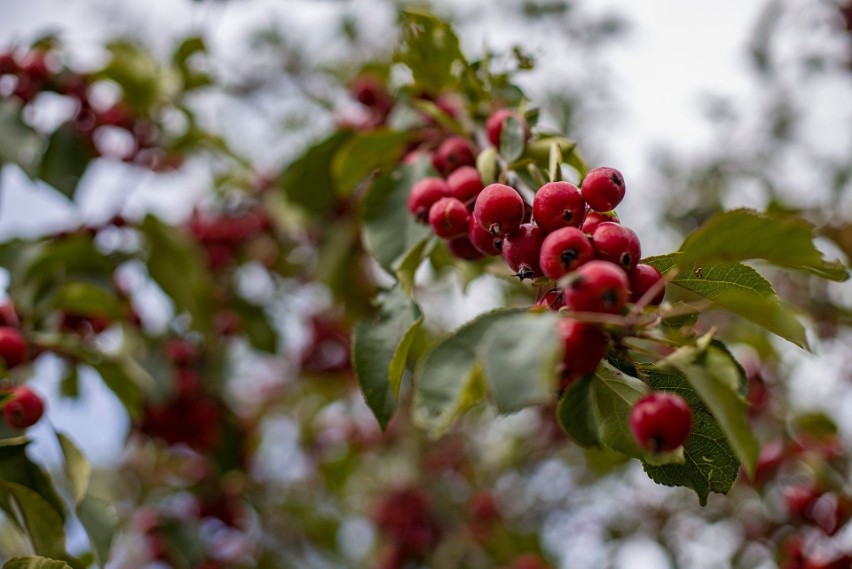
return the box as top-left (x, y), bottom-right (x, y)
top-left (37, 122), bottom-right (94, 200)
top-left (499, 115), bottom-right (526, 163)
top-left (332, 129), bottom-right (410, 194)
top-left (77, 496), bottom-right (117, 568)
top-left (279, 131), bottom-right (352, 215)
top-left (394, 10), bottom-right (466, 94)
top-left (3, 557), bottom-right (71, 569)
top-left (97, 41), bottom-right (179, 111)
top-left (49, 282), bottom-right (124, 320)
top-left (0, 481), bottom-right (69, 561)
top-left (476, 147), bottom-right (498, 185)
top-left (0, 100), bottom-right (43, 176)
top-left (55, 433), bottom-right (89, 505)
top-left (89, 357), bottom-right (151, 420)
top-left (0, 438), bottom-right (66, 525)
top-left (231, 296), bottom-right (279, 353)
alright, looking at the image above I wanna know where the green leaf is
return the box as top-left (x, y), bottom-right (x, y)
top-left (413, 308), bottom-right (524, 433)
top-left (77, 496), bottom-right (117, 568)
top-left (361, 160), bottom-right (433, 285)
top-left (37, 122), bottom-right (94, 200)
top-left (89, 357), bottom-right (151, 420)
top-left (476, 147), bottom-right (498, 185)
top-left (0, 100), bottom-right (43, 176)
top-left (557, 375), bottom-right (601, 448)
top-left (3, 557), bottom-right (71, 569)
top-left (353, 287), bottom-right (422, 429)
top-left (279, 131), bottom-right (352, 215)
top-left (499, 115), bottom-right (526, 163)
top-left (140, 215), bottom-right (213, 333)
top-left (480, 311), bottom-right (561, 412)
top-left (231, 296), bottom-right (279, 353)
top-left (97, 41), bottom-right (179, 111)
top-left (49, 282), bottom-right (124, 320)
top-left (548, 140), bottom-right (563, 182)
top-left (645, 253), bottom-right (808, 348)
top-left (659, 334), bottom-right (759, 477)
top-left (639, 365), bottom-right (742, 506)
top-left (55, 433), bottom-right (90, 505)
top-left (0, 481), bottom-right (68, 560)
top-left (394, 10), bottom-right (466, 94)
top-left (332, 129), bottom-right (410, 194)
top-left (0, 438), bottom-right (66, 524)
top-left (679, 209), bottom-right (848, 281)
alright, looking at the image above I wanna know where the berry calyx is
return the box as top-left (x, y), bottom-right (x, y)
top-left (446, 166), bottom-right (484, 205)
top-left (428, 197), bottom-right (469, 238)
top-left (3, 386), bottom-right (45, 429)
top-left (591, 222), bottom-right (641, 271)
top-left (538, 227), bottom-right (594, 280)
top-left (0, 327), bottom-right (27, 369)
top-left (408, 177), bottom-right (449, 220)
top-left (486, 109), bottom-right (529, 147)
top-left (629, 264), bottom-right (665, 305)
top-left (473, 184), bottom-right (526, 236)
top-left (562, 260), bottom-right (629, 314)
top-left (467, 215), bottom-right (503, 256)
top-left (532, 181), bottom-right (586, 233)
top-left (433, 136), bottom-right (476, 176)
top-left (557, 319), bottom-right (608, 388)
top-left (582, 167), bottom-right (625, 212)
top-left (581, 210), bottom-right (619, 234)
top-left (501, 223), bottom-right (544, 280)
top-left (629, 392), bottom-right (692, 452)
top-left (447, 236), bottom-right (484, 260)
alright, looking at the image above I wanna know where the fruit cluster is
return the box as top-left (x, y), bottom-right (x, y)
top-left (0, 303), bottom-right (44, 429)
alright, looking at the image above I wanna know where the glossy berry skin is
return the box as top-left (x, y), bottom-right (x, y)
top-left (474, 184), bottom-right (525, 236)
top-left (502, 223), bottom-right (544, 280)
top-left (0, 327), bottom-right (27, 369)
top-left (534, 289), bottom-right (564, 311)
top-left (433, 136), bottom-right (476, 177)
top-left (408, 177), bottom-right (449, 220)
top-left (591, 222), bottom-right (641, 271)
top-left (582, 167), bottom-right (625, 212)
top-left (467, 215), bottom-right (502, 256)
top-left (486, 109), bottom-right (528, 147)
top-left (446, 236), bottom-right (484, 260)
top-left (3, 386), bottom-right (45, 429)
top-left (557, 319), bottom-right (607, 386)
top-left (429, 197), bottom-right (469, 238)
top-left (532, 181), bottom-right (586, 233)
top-left (629, 264), bottom-right (665, 305)
top-left (629, 392), bottom-right (692, 452)
top-left (563, 260), bottom-right (629, 314)
top-left (539, 227), bottom-right (594, 280)
top-left (446, 166), bottom-right (484, 204)
top-left (582, 210), bottom-right (619, 234)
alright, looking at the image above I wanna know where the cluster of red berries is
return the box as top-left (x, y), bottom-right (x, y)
top-left (372, 486), bottom-right (441, 569)
top-left (0, 47), bottom-right (181, 170)
top-left (0, 303), bottom-right (44, 429)
top-left (187, 208), bottom-right (276, 271)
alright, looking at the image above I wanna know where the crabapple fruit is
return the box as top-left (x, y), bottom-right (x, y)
top-left (582, 167), bottom-right (625, 212)
top-left (428, 197), bottom-right (469, 238)
top-left (591, 222), bottom-right (641, 271)
top-left (629, 392), bottom-right (692, 452)
top-left (532, 181), bottom-right (586, 233)
top-left (474, 184), bottom-right (526, 236)
top-left (539, 227), bottom-right (594, 280)
top-left (562, 260), bottom-right (629, 314)
top-left (501, 223), bottom-right (544, 280)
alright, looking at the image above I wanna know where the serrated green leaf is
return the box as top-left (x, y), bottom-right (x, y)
top-left (37, 122), bottom-right (93, 200)
top-left (77, 496), bottom-right (117, 568)
top-left (0, 100), bottom-right (43, 176)
top-left (476, 147), bottom-right (498, 185)
top-left (499, 115), bottom-right (525, 163)
top-left (140, 215), bottom-right (212, 333)
top-left (55, 433), bottom-right (90, 506)
top-left (332, 129), bottom-right (410, 194)
top-left (353, 287), bottom-right (423, 429)
top-left (0, 481), bottom-right (68, 560)
top-left (679, 209), bottom-right (848, 281)
top-left (49, 282), bottom-right (124, 320)
top-left (639, 365), bottom-right (741, 506)
top-left (480, 311), bottom-right (561, 412)
top-left (659, 335), bottom-right (759, 477)
top-left (279, 131), bottom-right (352, 215)
top-left (413, 308), bottom-right (524, 433)
top-left (3, 557), bottom-right (71, 569)
top-left (645, 253), bottom-right (808, 348)
top-left (394, 10), bottom-right (466, 94)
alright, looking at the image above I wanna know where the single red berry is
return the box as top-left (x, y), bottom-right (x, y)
top-left (562, 260), bottom-right (629, 314)
top-left (502, 223), bottom-right (544, 280)
top-left (629, 392), bottom-right (692, 452)
top-left (582, 167), bottom-right (626, 212)
top-left (557, 319), bottom-right (607, 387)
top-left (349, 75), bottom-right (393, 114)
top-left (0, 302), bottom-right (20, 328)
top-left (538, 227), bottom-right (594, 280)
top-left (629, 264), bottom-right (665, 305)
top-left (446, 236), bottom-right (484, 261)
top-left (534, 289), bottom-right (565, 311)
top-left (473, 184), bottom-right (526, 236)
top-left (591, 222), bottom-right (641, 271)
top-left (467, 215), bottom-right (502, 256)
top-left (581, 210), bottom-right (619, 234)
top-left (446, 166), bottom-right (484, 205)
top-left (432, 136), bottom-right (476, 176)
top-left (486, 109), bottom-right (529, 147)
top-left (408, 177), bottom-right (449, 220)
top-left (532, 181), bottom-right (586, 233)
top-left (0, 327), bottom-right (27, 369)
top-left (3, 386), bottom-right (45, 429)
top-left (429, 197), bottom-right (469, 238)
top-left (784, 484), bottom-right (822, 520)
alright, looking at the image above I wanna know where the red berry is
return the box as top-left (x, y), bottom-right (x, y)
top-left (534, 289), bottom-right (564, 311)
top-left (582, 167), bottom-right (625, 212)
top-left (3, 386), bottom-right (45, 429)
top-left (563, 260), bottom-right (629, 314)
top-left (557, 319), bottom-right (607, 387)
top-left (433, 136), bottom-right (476, 176)
top-left (349, 75), bottom-right (393, 114)
top-left (468, 491), bottom-right (501, 523)
top-left (784, 484), bottom-right (822, 520)
top-left (0, 327), bottom-right (27, 369)
top-left (0, 53), bottom-right (17, 75)
top-left (473, 184), bottom-right (526, 236)
top-left (501, 223), bottom-right (544, 280)
top-left (581, 210), bottom-right (619, 234)
top-left (0, 302), bottom-right (20, 328)
top-left (428, 197), bottom-right (469, 238)
top-left (532, 181), bottom-right (586, 233)
top-left (467, 215), bottom-right (502, 256)
top-left (446, 236), bottom-right (484, 260)
top-left (629, 264), bottom-right (665, 305)
top-left (408, 177), bottom-right (449, 220)
top-left (538, 227), bottom-right (594, 280)
top-left (446, 166), bottom-right (483, 204)
top-left (629, 392), bottom-right (692, 452)
top-left (486, 109), bottom-right (529, 147)
top-left (164, 338), bottom-right (199, 367)
top-left (591, 222), bottom-right (641, 271)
